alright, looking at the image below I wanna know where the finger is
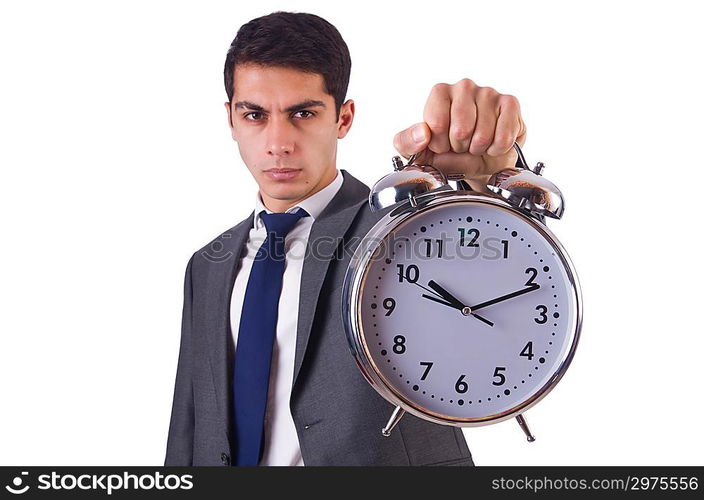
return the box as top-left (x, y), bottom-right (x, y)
top-left (516, 114), bottom-right (527, 148)
top-left (448, 81), bottom-right (478, 153)
top-left (468, 87), bottom-right (499, 156)
top-left (423, 83), bottom-right (452, 154)
top-left (486, 95), bottom-right (522, 157)
top-left (464, 174), bottom-right (496, 195)
top-left (393, 122), bottom-right (431, 158)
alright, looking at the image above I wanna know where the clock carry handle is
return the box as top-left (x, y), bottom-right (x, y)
top-left (406, 141), bottom-right (564, 220)
top-left (405, 141), bottom-right (531, 185)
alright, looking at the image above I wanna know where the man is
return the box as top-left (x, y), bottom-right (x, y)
top-left (165, 11), bottom-right (526, 466)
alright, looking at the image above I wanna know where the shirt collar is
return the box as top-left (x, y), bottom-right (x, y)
top-left (253, 169), bottom-right (343, 230)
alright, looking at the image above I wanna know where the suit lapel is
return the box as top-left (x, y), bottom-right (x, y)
top-left (202, 211), bottom-right (253, 446)
top-left (291, 170), bottom-right (369, 390)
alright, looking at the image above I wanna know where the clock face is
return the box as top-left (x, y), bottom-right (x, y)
top-left (356, 199), bottom-right (579, 422)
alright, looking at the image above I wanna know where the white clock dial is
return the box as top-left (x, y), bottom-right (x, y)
top-left (358, 200), bottom-right (579, 421)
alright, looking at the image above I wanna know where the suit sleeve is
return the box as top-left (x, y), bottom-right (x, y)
top-left (164, 253), bottom-right (195, 466)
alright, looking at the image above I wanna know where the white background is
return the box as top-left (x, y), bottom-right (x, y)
top-left (1, 0), bottom-right (702, 466)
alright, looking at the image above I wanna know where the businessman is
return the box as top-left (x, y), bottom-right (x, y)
top-left (165, 11), bottom-right (526, 466)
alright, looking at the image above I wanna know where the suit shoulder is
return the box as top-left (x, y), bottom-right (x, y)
top-left (345, 200), bottom-right (395, 241)
top-left (189, 212), bottom-right (254, 266)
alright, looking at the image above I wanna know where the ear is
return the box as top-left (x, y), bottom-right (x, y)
top-left (336, 99), bottom-right (355, 139)
top-left (224, 101), bottom-right (237, 142)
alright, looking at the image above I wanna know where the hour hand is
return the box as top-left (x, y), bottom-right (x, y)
top-left (420, 284), bottom-right (494, 327)
top-left (427, 280), bottom-right (466, 309)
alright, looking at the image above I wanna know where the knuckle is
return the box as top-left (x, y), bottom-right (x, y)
top-left (471, 134), bottom-right (492, 149)
top-left (500, 94), bottom-right (520, 108)
top-left (425, 118), bottom-right (449, 133)
top-left (431, 82), bottom-right (450, 94)
top-left (455, 78), bottom-right (477, 90)
top-left (492, 134), bottom-right (514, 152)
top-left (449, 125), bottom-right (474, 142)
top-left (477, 86), bottom-right (499, 98)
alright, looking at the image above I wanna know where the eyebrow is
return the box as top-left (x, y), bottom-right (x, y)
top-left (233, 99), bottom-right (327, 113)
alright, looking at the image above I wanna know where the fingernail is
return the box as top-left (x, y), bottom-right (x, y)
top-left (412, 124), bottom-right (425, 143)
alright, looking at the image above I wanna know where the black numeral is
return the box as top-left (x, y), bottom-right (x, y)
top-left (520, 341), bottom-right (534, 360)
top-left (501, 240), bottom-right (509, 259)
top-left (382, 298), bottom-right (396, 316)
top-left (393, 335), bottom-right (406, 354)
top-left (455, 374), bottom-right (469, 394)
top-left (525, 267), bottom-right (538, 286)
top-left (534, 305), bottom-right (548, 324)
top-left (458, 228), bottom-right (480, 247)
top-left (424, 238), bottom-right (443, 258)
top-left (492, 366), bottom-right (506, 386)
top-left (397, 264), bottom-right (419, 283)
top-left (419, 361), bottom-right (433, 381)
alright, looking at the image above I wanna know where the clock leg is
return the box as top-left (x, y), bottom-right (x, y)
top-left (516, 414), bottom-right (536, 442)
top-left (381, 406), bottom-right (406, 437)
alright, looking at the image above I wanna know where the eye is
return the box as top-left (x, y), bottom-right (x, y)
top-left (243, 112), bottom-right (264, 121)
top-left (293, 110), bottom-right (314, 119)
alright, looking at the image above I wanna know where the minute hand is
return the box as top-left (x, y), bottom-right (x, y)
top-left (469, 284), bottom-right (540, 312)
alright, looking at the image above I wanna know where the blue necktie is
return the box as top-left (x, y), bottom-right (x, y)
top-left (233, 208), bottom-right (309, 466)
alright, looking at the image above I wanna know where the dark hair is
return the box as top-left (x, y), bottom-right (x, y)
top-left (224, 11), bottom-right (351, 120)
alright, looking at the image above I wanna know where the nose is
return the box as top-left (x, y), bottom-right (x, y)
top-left (266, 116), bottom-right (295, 157)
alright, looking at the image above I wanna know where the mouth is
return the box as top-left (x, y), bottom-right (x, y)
top-left (263, 168), bottom-right (302, 181)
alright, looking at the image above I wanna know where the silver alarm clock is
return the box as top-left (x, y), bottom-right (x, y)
top-left (342, 143), bottom-right (582, 442)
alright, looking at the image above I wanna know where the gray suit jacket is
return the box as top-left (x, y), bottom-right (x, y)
top-left (164, 169), bottom-right (474, 466)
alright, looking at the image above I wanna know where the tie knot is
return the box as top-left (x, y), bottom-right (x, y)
top-left (259, 208), bottom-right (309, 239)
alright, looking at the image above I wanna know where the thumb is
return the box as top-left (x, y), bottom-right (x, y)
top-left (393, 122), bottom-right (431, 158)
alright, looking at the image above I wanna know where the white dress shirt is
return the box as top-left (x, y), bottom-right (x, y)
top-left (229, 169), bottom-right (344, 466)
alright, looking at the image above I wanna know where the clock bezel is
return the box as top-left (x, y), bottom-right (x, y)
top-left (342, 190), bottom-right (583, 427)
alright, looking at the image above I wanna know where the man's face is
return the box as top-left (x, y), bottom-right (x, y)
top-left (225, 64), bottom-right (354, 212)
